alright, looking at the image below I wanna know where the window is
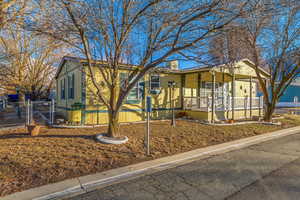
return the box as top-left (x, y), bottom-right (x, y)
top-left (68, 74), bottom-right (75, 99)
top-left (120, 72), bottom-right (127, 89)
top-left (61, 78), bottom-right (66, 100)
top-left (128, 84), bottom-right (139, 100)
top-left (120, 72), bottom-right (143, 102)
top-left (200, 82), bottom-right (224, 97)
top-left (150, 75), bottom-right (160, 90)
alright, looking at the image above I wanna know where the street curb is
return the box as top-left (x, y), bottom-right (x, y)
top-left (2, 126), bottom-right (300, 200)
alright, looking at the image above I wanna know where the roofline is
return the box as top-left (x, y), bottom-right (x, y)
top-left (240, 59), bottom-right (271, 77)
top-left (55, 56), bottom-right (143, 79)
top-left (55, 56), bottom-right (82, 79)
top-left (55, 57), bottom-right (270, 79)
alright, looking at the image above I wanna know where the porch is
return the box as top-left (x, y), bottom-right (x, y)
top-left (183, 96), bottom-right (264, 122)
top-left (180, 60), bottom-right (269, 123)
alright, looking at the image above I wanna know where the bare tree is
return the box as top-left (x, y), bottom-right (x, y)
top-left (31, 0), bottom-right (248, 138)
top-left (234, 0), bottom-right (300, 121)
top-left (208, 25), bottom-right (258, 65)
top-left (0, 25), bottom-right (66, 100)
top-left (0, 0), bottom-right (27, 29)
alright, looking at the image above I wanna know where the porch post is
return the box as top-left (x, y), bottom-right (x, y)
top-left (211, 71), bottom-right (216, 123)
top-left (250, 76), bottom-right (253, 119)
top-left (197, 73), bottom-right (201, 109)
top-left (231, 72), bottom-right (235, 120)
top-left (181, 75), bottom-right (185, 109)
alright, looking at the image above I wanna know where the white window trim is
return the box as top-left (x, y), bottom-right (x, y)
top-left (127, 84), bottom-right (140, 100)
top-left (120, 72), bottom-right (142, 100)
top-left (200, 82), bottom-right (226, 97)
top-left (61, 78), bottom-right (66, 100)
top-left (150, 74), bottom-right (160, 91)
top-left (68, 74), bottom-right (75, 99)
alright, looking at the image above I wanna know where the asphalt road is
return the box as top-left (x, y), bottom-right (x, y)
top-left (67, 132), bottom-right (300, 200)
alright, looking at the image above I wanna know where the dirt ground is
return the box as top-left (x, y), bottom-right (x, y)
top-left (0, 115), bottom-right (300, 197)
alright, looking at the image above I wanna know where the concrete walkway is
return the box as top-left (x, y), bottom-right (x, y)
top-left (68, 132), bottom-right (300, 200)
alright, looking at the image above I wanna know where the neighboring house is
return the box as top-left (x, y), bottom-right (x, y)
top-left (55, 56), bottom-right (269, 124)
top-left (278, 77), bottom-right (300, 105)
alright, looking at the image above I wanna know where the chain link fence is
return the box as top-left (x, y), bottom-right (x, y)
top-left (26, 100), bottom-right (55, 125)
top-left (0, 99), bottom-right (56, 128)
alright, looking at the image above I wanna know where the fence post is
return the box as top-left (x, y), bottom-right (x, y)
top-left (50, 99), bottom-right (55, 125)
top-left (30, 100), bottom-right (33, 124)
top-left (28, 100), bottom-right (30, 124)
top-left (49, 100), bottom-right (52, 125)
top-left (26, 99), bottom-right (32, 125)
top-left (25, 100), bottom-right (28, 125)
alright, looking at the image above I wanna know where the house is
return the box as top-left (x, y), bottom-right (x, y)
top-left (280, 77), bottom-right (300, 102)
top-left (55, 56), bottom-right (269, 124)
top-left (277, 77), bottom-right (300, 107)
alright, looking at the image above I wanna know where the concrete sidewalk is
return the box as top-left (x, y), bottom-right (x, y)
top-left (3, 126), bottom-right (300, 200)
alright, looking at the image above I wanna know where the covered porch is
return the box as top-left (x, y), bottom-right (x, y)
top-left (181, 60), bottom-right (269, 123)
top-left (183, 96), bottom-right (264, 122)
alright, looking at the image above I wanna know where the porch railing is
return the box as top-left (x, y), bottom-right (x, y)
top-left (183, 96), bottom-right (264, 112)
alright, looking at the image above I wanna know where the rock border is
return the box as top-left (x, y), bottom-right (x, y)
top-left (50, 120), bottom-right (170, 129)
top-left (177, 118), bottom-right (283, 126)
top-left (261, 121), bottom-right (282, 126)
top-left (96, 134), bottom-right (128, 144)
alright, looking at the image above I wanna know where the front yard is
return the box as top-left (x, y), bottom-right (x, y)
top-left (1, 115), bottom-right (300, 197)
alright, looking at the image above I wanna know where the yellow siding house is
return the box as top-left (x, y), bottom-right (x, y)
top-left (55, 56), bottom-right (269, 124)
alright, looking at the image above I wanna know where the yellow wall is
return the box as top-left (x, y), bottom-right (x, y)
top-left (56, 61), bottom-right (83, 118)
top-left (55, 60), bottom-right (262, 125)
top-left (61, 66), bottom-right (183, 124)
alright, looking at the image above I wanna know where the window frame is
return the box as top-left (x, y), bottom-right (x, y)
top-left (120, 72), bottom-right (143, 102)
top-left (61, 78), bottom-right (66, 100)
top-left (68, 74), bottom-right (75, 99)
top-left (150, 74), bottom-right (160, 91)
top-left (200, 81), bottom-right (224, 97)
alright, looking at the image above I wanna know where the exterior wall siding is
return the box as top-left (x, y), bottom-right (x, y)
top-left (56, 61), bottom-right (82, 119)
top-left (55, 60), bottom-right (262, 124)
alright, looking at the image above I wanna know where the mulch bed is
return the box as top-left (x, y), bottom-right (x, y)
top-left (0, 115), bottom-right (300, 197)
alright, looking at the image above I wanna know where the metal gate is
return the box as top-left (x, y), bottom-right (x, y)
top-left (26, 100), bottom-right (55, 125)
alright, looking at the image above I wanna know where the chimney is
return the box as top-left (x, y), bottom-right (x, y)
top-left (166, 60), bottom-right (179, 70)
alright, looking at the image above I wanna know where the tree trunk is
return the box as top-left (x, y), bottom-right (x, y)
top-left (107, 110), bottom-right (120, 138)
top-left (264, 103), bottom-right (275, 122)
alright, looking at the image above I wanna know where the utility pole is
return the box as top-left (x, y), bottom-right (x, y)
top-left (146, 96), bottom-right (152, 156)
top-left (168, 81), bottom-right (176, 127)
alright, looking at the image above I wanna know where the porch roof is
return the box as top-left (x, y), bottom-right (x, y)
top-left (178, 59), bottom-right (270, 79)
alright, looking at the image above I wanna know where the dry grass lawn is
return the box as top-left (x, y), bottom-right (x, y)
top-left (0, 115), bottom-right (300, 197)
